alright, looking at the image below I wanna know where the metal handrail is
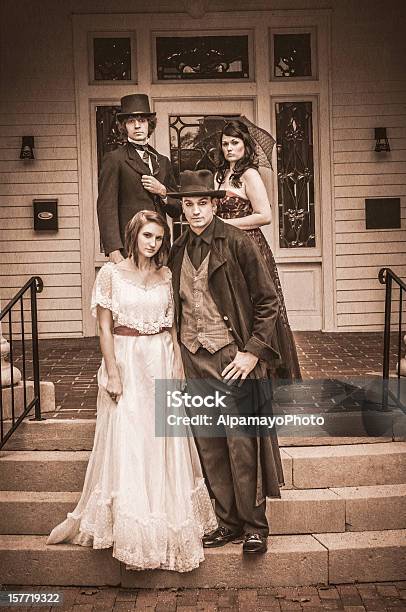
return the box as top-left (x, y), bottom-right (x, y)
top-left (0, 276), bottom-right (44, 448)
top-left (378, 267), bottom-right (405, 411)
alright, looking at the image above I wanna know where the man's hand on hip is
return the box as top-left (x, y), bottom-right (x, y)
top-left (222, 351), bottom-right (259, 383)
top-left (141, 175), bottom-right (167, 198)
top-left (108, 250), bottom-right (124, 264)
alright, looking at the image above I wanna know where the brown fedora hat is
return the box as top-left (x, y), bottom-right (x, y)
top-left (167, 170), bottom-right (226, 199)
top-left (116, 94), bottom-right (156, 120)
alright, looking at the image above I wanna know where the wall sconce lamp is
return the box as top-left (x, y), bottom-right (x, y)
top-left (374, 127), bottom-right (390, 152)
top-left (20, 136), bottom-right (35, 160)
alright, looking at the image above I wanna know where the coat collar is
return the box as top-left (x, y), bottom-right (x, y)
top-left (125, 142), bottom-right (151, 175)
top-left (208, 217), bottom-right (227, 279)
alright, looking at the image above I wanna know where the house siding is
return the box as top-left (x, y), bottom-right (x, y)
top-left (1, 0), bottom-right (405, 336)
top-left (331, 5), bottom-right (406, 329)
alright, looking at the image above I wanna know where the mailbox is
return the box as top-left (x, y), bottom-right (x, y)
top-left (33, 199), bottom-right (58, 231)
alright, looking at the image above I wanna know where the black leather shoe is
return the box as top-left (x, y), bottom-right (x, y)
top-left (202, 526), bottom-right (243, 548)
top-left (242, 533), bottom-right (268, 554)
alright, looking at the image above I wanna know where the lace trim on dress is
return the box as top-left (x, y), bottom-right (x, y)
top-left (47, 478), bottom-right (217, 573)
top-left (90, 263), bottom-right (174, 333)
top-left (90, 262), bottom-right (115, 319)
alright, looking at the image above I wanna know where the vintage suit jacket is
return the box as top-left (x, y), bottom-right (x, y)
top-left (168, 216), bottom-right (284, 501)
top-left (97, 143), bottom-right (180, 255)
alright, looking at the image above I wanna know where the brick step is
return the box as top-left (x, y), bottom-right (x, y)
top-left (1, 485), bottom-right (405, 536)
top-left (2, 418), bottom-right (399, 452)
top-left (2, 443), bottom-right (406, 491)
top-left (1, 530), bottom-right (405, 587)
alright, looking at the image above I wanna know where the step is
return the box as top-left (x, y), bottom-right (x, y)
top-left (314, 529), bottom-right (406, 584)
top-left (2, 443), bottom-right (406, 492)
top-left (3, 420), bottom-right (96, 452)
top-left (283, 442), bottom-right (406, 488)
top-left (0, 534), bottom-right (327, 587)
top-left (0, 451), bottom-right (90, 491)
top-left (331, 484), bottom-right (406, 532)
top-left (269, 484), bottom-right (406, 534)
top-left (1, 530), bottom-right (405, 587)
top-left (0, 535), bottom-right (121, 587)
top-left (0, 491), bottom-right (80, 535)
top-left (2, 418), bottom-right (398, 452)
top-left (0, 450), bottom-right (292, 491)
top-left (2, 485), bottom-right (406, 537)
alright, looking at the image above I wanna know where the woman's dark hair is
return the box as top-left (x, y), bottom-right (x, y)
top-left (124, 210), bottom-right (170, 268)
top-left (118, 114), bottom-right (157, 138)
top-left (215, 120), bottom-right (259, 188)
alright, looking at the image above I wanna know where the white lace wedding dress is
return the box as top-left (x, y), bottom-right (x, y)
top-left (47, 262), bottom-right (217, 572)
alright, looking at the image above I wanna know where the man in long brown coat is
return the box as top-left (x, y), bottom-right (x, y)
top-left (168, 170), bottom-right (284, 555)
top-left (97, 94), bottom-right (179, 262)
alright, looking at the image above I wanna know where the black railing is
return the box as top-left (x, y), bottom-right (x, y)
top-left (378, 267), bottom-right (406, 411)
top-left (0, 276), bottom-right (43, 448)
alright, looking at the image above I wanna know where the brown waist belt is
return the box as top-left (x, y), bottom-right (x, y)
top-left (113, 325), bottom-right (171, 337)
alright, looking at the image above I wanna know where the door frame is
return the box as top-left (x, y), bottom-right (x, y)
top-left (72, 9), bottom-right (334, 336)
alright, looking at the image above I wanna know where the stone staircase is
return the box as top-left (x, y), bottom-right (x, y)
top-left (1, 419), bottom-right (406, 587)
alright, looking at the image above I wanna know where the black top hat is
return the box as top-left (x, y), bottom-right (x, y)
top-left (116, 94), bottom-right (156, 120)
top-left (167, 170), bottom-right (226, 199)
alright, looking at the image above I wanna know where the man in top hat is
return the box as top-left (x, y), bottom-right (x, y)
top-left (97, 94), bottom-right (180, 262)
top-left (167, 170), bottom-right (284, 555)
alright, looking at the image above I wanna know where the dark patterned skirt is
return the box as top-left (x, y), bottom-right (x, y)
top-left (245, 227), bottom-right (302, 381)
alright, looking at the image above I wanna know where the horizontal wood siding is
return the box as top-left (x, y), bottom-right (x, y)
top-left (333, 81), bottom-right (406, 331)
top-left (0, 80), bottom-right (82, 336)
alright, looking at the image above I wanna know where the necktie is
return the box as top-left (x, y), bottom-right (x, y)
top-left (141, 147), bottom-right (150, 166)
top-left (190, 235), bottom-right (202, 270)
top-left (131, 143), bottom-right (150, 166)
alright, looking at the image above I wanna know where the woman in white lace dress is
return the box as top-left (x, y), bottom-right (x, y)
top-left (47, 210), bottom-right (217, 572)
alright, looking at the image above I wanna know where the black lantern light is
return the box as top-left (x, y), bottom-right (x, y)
top-left (20, 136), bottom-right (35, 160)
top-left (374, 127), bottom-right (390, 152)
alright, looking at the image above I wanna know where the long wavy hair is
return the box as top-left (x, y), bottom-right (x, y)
top-left (124, 210), bottom-right (170, 268)
top-left (215, 120), bottom-right (259, 188)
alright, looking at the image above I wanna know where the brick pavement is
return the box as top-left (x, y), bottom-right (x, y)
top-left (2, 582), bottom-right (406, 611)
top-left (15, 331), bottom-right (400, 418)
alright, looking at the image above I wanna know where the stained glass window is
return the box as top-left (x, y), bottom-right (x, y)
top-left (156, 36), bottom-right (250, 81)
top-left (93, 37), bottom-right (132, 81)
top-left (95, 106), bottom-right (124, 174)
top-left (276, 102), bottom-right (316, 248)
top-left (273, 33), bottom-right (312, 78)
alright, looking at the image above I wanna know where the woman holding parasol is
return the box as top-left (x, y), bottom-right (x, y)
top-left (213, 118), bottom-right (301, 382)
